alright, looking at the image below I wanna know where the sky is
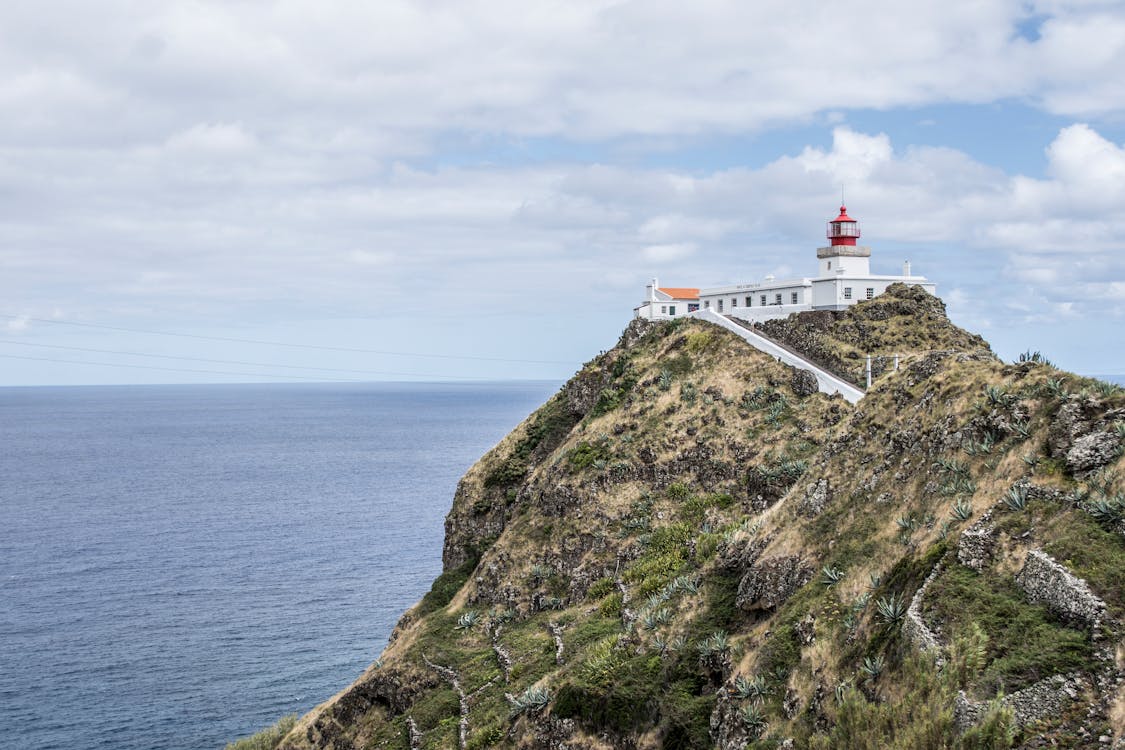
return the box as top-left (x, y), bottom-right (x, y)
top-left (2, 0), bottom-right (1125, 386)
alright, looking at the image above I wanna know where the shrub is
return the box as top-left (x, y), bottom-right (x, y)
top-left (567, 441), bottom-right (610, 470)
top-left (417, 555), bottom-right (479, 615)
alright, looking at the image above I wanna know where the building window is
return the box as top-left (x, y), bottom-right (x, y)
top-left (774, 293), bottom-right (782, 305)
top-left (866, 288), bottom-right (875, 300)
top-left (669, 305), bottom-right (676, 315)
top-left (827, 261), bottom-right (831, 270)
top-left (717, 299), bottom-right (724, 312)
top-left (844, 287), bottom-right (852, 300)
top-left (731, 298), bottom-right (737, 308)
top-left (791, 292), bottom-right (798, 305)
top-left (704, 300), bottom-right (710, 309)
top-left (760, 295), bottom-right (766, 306)
top-left (688, 303), bottom-right (699, 312)
top-left (745, 296), bottom-right (752, 307)
top-left (660, 305), bottom-right (667, 314)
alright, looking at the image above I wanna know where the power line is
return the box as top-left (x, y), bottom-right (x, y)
top-left (1, 314), bottom-right (574, 365)
top-left (0, 338), bottom-right (485, 380)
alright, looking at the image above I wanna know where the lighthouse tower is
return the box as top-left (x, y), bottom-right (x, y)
top-left (817, 205), bottom-right (871, 277)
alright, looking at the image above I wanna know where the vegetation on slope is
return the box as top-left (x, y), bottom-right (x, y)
top-left (270, 285), bottom-right (1124, 750)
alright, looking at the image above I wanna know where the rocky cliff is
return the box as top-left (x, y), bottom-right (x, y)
top-left (273, 285), bottom-right (1125, 750)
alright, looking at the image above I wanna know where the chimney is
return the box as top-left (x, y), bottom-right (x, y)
top-left (903, 260), bottom-right (911, 277)
top-left (649, 277), bottom-right (658, 301)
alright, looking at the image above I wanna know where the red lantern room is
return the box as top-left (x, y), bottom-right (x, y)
top-left (827, 205), bottom-right (860, 246)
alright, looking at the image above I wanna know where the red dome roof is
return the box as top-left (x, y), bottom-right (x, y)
top-left (831, 205), bottom-right (855, 223)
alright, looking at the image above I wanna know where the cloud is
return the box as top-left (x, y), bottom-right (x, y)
top-left (2, 2), bottom-right (1125, 380)
top-left (642, 243), bottom-right (698, 263)
top-left (0, 1), bottom-right (1124, 153)
top-left (165, 123), bottom-right (257, 154)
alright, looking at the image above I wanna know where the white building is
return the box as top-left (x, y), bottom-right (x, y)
top-left (635, 205), bottom-right (935, 323)
top-left (633, 282), bottom-right (700, 320)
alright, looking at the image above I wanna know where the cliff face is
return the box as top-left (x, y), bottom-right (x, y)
top-left (277, 285), bottom-right (1125, 750)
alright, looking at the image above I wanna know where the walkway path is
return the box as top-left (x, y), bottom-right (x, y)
top-left (691, 308), bottom-right (865, 404)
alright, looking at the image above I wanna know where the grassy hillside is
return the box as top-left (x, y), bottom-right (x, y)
top-left (256, 285), bottom-right (1123, 750)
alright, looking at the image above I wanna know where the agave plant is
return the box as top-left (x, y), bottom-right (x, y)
top-left (950, 498), bottom-right (972, 521)
top-left (1094, 380), bottom-right (1122, 397)
top-left (642, 608), bottom-right (671, 631)
top-left (1018, 350), bottom-right (1053, 366)
top-left (876, 593), bottom-right (908, 626)
top-left (739, 704), bottom-right (767, 733)
top-left (984, 385), bottom-right (1014, 407)
top-left (936, 457), bottom-right (970, 477)
top-left (455, 610), bottom-right (481, 630)
top-left (820, 565), bottom-right (845, 586)
top-left (697, 630), bottom-right (729, 656)
top-left (861, 654), bottom-right (885, 679)
top-left (508, 685), bottom-right (551, 718)
top-left (1003, 485), bottom-right (1029, 511)
top-left (1044, 377), bottom-right (1068, 398)
top-left (734, 674), bottom-right (772, 702)
top-left (1084, 495), bottom-right (1125, 527)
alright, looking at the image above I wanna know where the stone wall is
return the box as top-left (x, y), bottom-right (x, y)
top-left (954, 674), bottom-right (1085, 731)
top-left (901, 563), bottom-right (944, 659)
top-left (1015, 549), bottom-right (1107, 631)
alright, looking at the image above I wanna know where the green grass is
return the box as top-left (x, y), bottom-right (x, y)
top-left (993, 497), bottom-right (1125, 618)
top-left (922, 565), bottom-right (1094, 697)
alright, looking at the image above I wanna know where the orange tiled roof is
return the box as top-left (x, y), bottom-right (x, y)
top-left (659, 287), bottom-right (700, 300)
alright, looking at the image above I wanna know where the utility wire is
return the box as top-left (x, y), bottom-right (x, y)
top-left (0, 338), bottom-right (485, 380)
top-left (1, 314), bottom-right (574, 365)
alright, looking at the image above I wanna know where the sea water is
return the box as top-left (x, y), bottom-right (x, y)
top-left (0, 382), bottom-right (558, 750)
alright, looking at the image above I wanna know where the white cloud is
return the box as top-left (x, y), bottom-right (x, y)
top-left (2, 1), bottom-right (1125, 380)
top-left (641, 243), bottom-right (698, 263)
top-left (165, 123), bottom-right (257, 154)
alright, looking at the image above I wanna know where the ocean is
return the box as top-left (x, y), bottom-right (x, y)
top-left (0, 381), bottom-right (559, 750)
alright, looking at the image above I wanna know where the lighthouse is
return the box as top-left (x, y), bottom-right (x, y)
top-left (635, 201), bottom-right (935, 322)
top-left (817, 205), bottom-right (871, 277)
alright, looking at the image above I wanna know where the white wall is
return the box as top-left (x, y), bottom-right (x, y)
top-left (818, 253), bottom-right (870, 277)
